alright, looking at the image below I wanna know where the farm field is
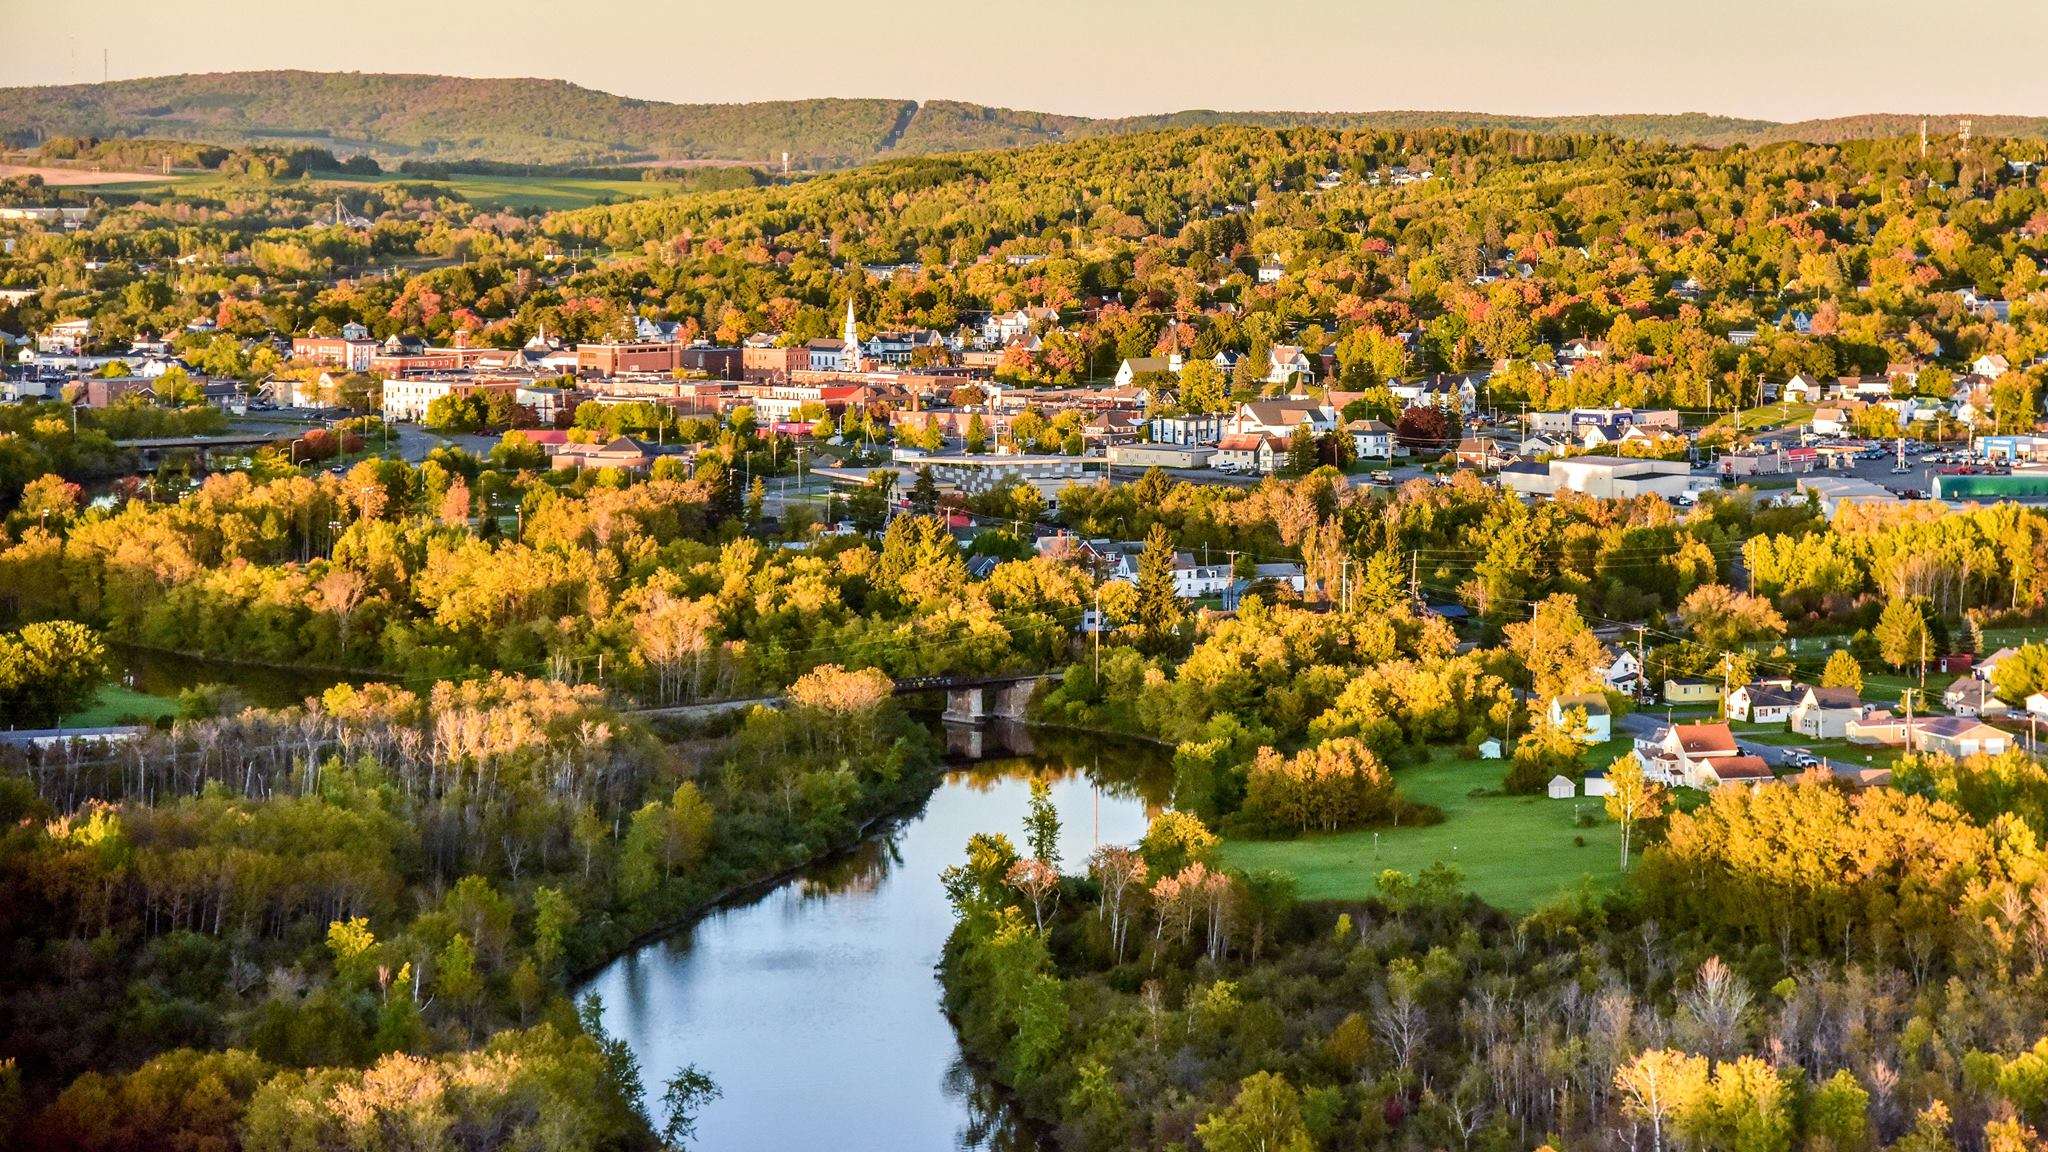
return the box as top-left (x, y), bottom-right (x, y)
top-left (37, 169), bottom-right (679, 211)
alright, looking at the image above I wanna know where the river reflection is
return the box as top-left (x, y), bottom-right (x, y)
top-left (581, 727), bottom-right (1170, 1152)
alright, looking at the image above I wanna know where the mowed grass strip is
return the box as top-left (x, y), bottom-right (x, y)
top-left (1219, 741), bottom-right (1633, 914)
top-left (60, 682), bottom-right (178, 728)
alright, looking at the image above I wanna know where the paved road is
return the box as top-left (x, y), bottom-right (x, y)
top-left (1615, 710), bottom-right (1801, 767)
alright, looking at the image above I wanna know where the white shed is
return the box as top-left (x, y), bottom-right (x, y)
top-left (1547, 775), bottom-right (1576, 799)
top-left (1477, 737), bottom-right (1503, 760)
top-left (1583, 771), bottom-right (1614, 797)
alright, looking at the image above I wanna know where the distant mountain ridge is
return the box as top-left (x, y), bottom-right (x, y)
top-left (0, 71), bottom-right (2037, 168)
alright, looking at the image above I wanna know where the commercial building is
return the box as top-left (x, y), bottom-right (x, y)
top-left (1106, 443), bottom-right (1216, 469)
top-left (1499, 456), bottom-right (1693, 500)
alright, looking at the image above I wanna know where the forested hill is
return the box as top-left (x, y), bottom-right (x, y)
top-left (2, 70), bottom-right (2044, 167)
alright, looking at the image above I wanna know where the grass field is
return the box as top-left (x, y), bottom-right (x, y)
top-left (1218, 740), bottom-right (1637, 914)
top-left (319, 172), bottom-right (671, 210)
top-left (1712, 403), bottom-right (1815, 433)
top-left (60, 682), bottom-right (178, 728)
top-left (75, 171), bottom-right (676, 211)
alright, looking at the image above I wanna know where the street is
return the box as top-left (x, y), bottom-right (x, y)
top-left (1614, 710), bottom-right (1800, 767)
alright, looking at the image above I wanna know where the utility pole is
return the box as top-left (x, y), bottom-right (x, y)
top-left (1092, 584), bottom-right (1102, 678)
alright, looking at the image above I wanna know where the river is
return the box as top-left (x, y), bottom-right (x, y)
top-left (580, 725), bottom-right (1171, 1151)
top-left (107, 644), bottom-right (378, 712)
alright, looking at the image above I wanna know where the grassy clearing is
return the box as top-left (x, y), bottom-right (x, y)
top-left (1218, 742), bottom-right (1635, 914)
top-left (60, 682), bottom-right (178, 728)
top-left (89, 172), bottom-right (674, 211)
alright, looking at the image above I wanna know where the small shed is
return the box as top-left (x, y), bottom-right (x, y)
top-left (1547, 775), bottom-right (1576, 799)
top-left (1583, 770), bottom-right (1614, 797)
top-left (1477, 737), bottom-right (1503, 760)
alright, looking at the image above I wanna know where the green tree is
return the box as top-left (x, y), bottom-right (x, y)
top-left (908, 466), bottom-right (940, 516)
top-left (1820, 649), bottom-right (1864, 694)
top-left (1133, 522), bottom-right (1185, 649)
top-left (0, 620), bottom-right (109, 727)
top-left (1179, 360), bottom-right (1228, 413)
top-left (1193, 1071), bottom-right (1314, 1152)
top-left (1604, 752), bottom-right (1666, 870)
top-left (1024, 776), bottom-right (1061, 869)
top-left (659, 1065), bottom-right (721, 1151)
top-left (1874, 598), bottom-right (1930, 673)
top-left (1285, 425), bottom-right (1319, 476)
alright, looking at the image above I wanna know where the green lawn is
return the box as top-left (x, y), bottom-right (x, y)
top-left (60, 682), bottom-right (178, 728)
top-left (1713, 403), bottom-right (1815, 433)
top-left (1218, 743), bottom-right (1634, 914)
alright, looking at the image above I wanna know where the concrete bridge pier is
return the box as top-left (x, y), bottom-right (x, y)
top-left (943, 686), bottom-right (986, 723)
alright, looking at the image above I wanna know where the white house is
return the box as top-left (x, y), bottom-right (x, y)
top-left (1232, 400), bottom-right (1336, 439)
top-left (1944, 678), bottom-right (2008, 718)
top-left (1789, 686), bottom-right (1863, 739)
top-left (1115, 356), bottom-right (1179, 388)
top-left (1548, 693), bottom-right (1612, 743)
top-left (2026, 692), bottom-right (2048, 719)
top-left (1215, 433), bottom-right (1283, 473)
top-left (1974, 353), bottom-right (2012, 379)
top-left (1597, 647), bottom-right (1643, 693)
top-left (1347, 418), bottom-right (1393, 459)
top-left (1547, 775), bottom-right (1576, 799)
top-left (1978, 647), bottom-right (2022, 684)
top-left (1726, 678), bottom-right (1803, 724)
top-left (1264, 345), bottom-right (1316, 385)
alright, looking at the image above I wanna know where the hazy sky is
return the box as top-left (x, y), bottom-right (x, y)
top-left (7, 0), bottom-right (2048, 122)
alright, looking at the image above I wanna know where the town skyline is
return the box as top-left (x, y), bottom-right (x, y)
top-left (14, 0), bottom-right (2048, 122)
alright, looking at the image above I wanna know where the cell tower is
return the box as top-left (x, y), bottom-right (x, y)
top-left (1920, 117), bottom-right (1928, 158)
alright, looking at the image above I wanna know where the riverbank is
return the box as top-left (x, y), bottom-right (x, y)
top-left (580, 743), bottom-right (1167, 1151)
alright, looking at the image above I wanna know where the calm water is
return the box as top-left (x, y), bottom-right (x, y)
top-left (110, 644), bottom-right (380, 711)
top-left (581, 726), bottom-right (1170, 1152)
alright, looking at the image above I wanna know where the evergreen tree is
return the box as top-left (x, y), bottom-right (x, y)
top-left (908, 466), bottom-right (940, 517)
top-left (1134, 522), bottom-right (1185, 648)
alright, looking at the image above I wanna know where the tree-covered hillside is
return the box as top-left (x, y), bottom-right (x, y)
top-left (5, 70), bottom-right (2045, 168)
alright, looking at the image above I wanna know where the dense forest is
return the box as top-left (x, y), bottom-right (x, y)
top-left (9, 71), bottom-right (2048, 168)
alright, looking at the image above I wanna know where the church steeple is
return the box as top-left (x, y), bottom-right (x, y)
top-left (841, 296), bottom-right (860, 371)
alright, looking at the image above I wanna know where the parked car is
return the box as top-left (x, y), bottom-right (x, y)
top-left (1786, 750), bottom-right (1819, 769)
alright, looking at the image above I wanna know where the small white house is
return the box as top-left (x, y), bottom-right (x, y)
top-left (1548, 693), bottom-right (1613, 743)
top-left (1477, 737), bottom-right (1503, 760)
top-left (2026, 692), bottom-right (2048, 720)
top-left (1547, 775), bottom-right (1576, 799)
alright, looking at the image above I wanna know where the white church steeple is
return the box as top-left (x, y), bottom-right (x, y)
top-left (840, 296), bottom-right (860, 372)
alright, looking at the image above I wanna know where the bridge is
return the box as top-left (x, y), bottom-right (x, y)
top-left (114, 432), bottom-right (287, 472)
top-left (626, 670), bottom-right (1061, 724)
top-left (892, 671), bottom-right (1062, 724)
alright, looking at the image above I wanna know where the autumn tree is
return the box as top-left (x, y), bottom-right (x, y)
top-left (0, 620), bottom-right (109, 726)
top-left (1875, 597), bottom-right (1931, 673)
top-left (1604, 752), bottom-right (1666, 869)
top-left (1504, 593), bottom-right (1603, 700)
top-left (1678, 584), bottom-right (1787, 653)
top-left (1820, 649), bottom-right (1864, 694)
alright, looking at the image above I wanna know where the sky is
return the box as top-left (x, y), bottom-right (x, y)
top-left (6, 0), bottom-right (2048, 122)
